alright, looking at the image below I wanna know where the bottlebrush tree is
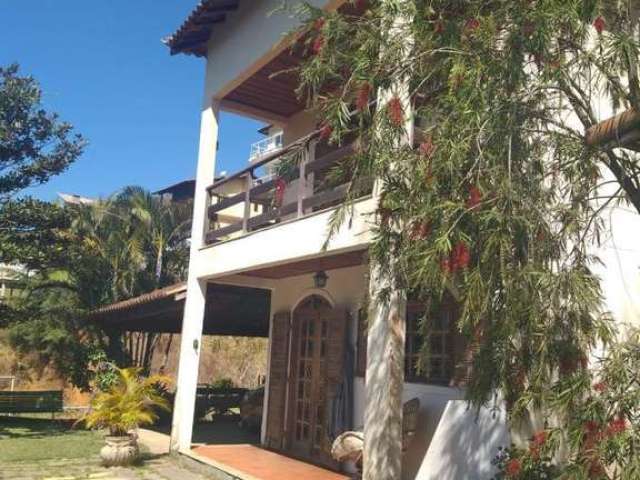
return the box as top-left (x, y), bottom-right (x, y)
top-left (286, 0), bottom-right (640, 477)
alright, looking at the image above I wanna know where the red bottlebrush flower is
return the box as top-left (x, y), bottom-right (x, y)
top-left (356, 82), bottom-right (371, 111)
top-left (582, 420), bottom-right (604, 450)
top-left (467, 185), bottom-right (482, 209)
top-left (593, 16), bottom-right (605, 35)
top-left (593, 381), bottom-right (607, 393)
top-left (312, 35), bottom-right (325, 54)
top-left (419, 136), bottom-right (437, 158)
top-left (531, 430), bottom-right (547, 447)
top-left (529, 430), bottom-right (547, 458)
top-left (452, 241), bottom-right (470, 270)
top-left (606, 417), bottom-right (627, 436)
top-left (319, 123), bottom-right (333, 140)
top-left (314, 17), bottom-right (325, 31)
top-left (465, 18), bottom-right (480, 32)
top-left (410, 221), bottom-right (431, 240)
top-left (440, 257), bottom-right (453, 274)
top-left (387, 96), bottom-right (404, 126)
top-left (355, 0), bottom-right (367, 10)
top-left (588, 461), bottom-right (606, 478)
top-left (505, 458), bottom-right (522, 477)
top-left (434, 21), bottom-right (444, 34)
top-left (274, 178), bottom-right (287, 207)
top-left (583, 420), bottom-right (601, 435)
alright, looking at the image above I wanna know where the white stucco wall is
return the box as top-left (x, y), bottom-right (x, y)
top-left (192, 197), bottom-right (374, 280)
top-left (352, 378), bottom-right (465, 479)
top-left (259, 263), bottom-right (466, 479)
top-left (415, 400), bottom-right (510, 480)
top-left (593, 198), bottom-right (640, 333)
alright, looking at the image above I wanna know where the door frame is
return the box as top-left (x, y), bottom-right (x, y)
top-left (284, 294), bottom-right (338, 467)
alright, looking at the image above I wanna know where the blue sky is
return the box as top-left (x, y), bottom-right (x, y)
top-left (1, 0), bottom-right (264, 201)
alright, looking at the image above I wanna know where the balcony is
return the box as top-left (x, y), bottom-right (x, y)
top-left (205, 131), bottom-right (371, 246)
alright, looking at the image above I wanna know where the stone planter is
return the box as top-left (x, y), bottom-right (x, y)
top-left (100, 433), bottom-right (140, 467)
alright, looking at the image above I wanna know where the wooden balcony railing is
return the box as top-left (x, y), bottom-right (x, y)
top-left (204, 131), bottom-right (369, 245)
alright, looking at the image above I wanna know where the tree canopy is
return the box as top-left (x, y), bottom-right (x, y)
top-left (5, 187), bottom-right (192, 388)
top-left (289, 0), bottom-right (640, 476)
top-left (0, 63), bottom-right (86, 270)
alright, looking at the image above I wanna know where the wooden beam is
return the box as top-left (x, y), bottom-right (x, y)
top-left (219, 99), bottom-right (289, 125)
top-left (246, 202), bottom-right (298, 230)
top-left (208, 191), bottom-right (245, 215)
top-left (215, 0), bottom-right (348, 99)
top-left (302, 183), bottom-right (349, 211)
top-left (305, 143), bottom-right (355, 174)
top-left (205, 222), bottom-right (244, 244)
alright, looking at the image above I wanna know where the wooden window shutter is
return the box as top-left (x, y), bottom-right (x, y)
top-left (355, 308), bottom-right (367, 377)
top-left (265, 310), bottom-right (291, 449)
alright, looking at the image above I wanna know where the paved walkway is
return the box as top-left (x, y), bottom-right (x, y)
top-left (0, 455), bottom-right (213, 480)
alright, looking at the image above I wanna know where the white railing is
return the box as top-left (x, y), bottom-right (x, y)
top-left (249, 132), bottom-right (283, 162)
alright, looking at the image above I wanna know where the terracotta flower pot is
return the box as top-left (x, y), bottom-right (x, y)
top-left (100, 434), bottom-right (139, 466)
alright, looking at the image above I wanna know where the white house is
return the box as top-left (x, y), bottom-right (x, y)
top-left (93, 1), bottom-right (640, 479)
top-left (158, 2), bottom-right (516, 479)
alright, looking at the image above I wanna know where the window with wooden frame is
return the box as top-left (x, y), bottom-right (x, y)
top-left (405, 301), bottom-right (456, 385)
top-left (355, 301), bottom-right (460, 385)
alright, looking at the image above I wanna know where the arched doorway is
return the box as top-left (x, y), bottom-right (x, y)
top-left (287, 295), bottom-right (345, 467)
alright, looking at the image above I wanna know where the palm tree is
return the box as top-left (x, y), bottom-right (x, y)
top-left (112, 186), bottom-right (191, 289)
top-left (106, 186), bottom-right (192, 371)
top-left (8, 186), bottom-right (193, 385)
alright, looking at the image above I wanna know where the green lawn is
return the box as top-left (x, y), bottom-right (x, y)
top-left (0, 415), bottom-right (104, 462)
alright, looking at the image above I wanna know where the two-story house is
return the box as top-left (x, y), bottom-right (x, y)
top-left (151, 1), bottom-right (640, 479)
top-left (160, 1), bottom-right (512, 479)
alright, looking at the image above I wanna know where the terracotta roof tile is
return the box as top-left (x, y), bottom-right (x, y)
top-left (164, 0), bottom-right (240, 57)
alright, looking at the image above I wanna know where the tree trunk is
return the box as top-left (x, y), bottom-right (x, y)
top-left (363, 268), bottom-right (406, 480)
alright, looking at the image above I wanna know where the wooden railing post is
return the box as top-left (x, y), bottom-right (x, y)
top-left (297, 140), bottom-right (316, 217)
top-left (204, 189), bottom-right (212, 235)
top-left (297, 151), bottom-right (307, 218)
top-left (242, 173), bottom-right (252, 232)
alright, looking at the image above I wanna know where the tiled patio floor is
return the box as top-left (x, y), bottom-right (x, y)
top-left (192, 444), bottom-right (351, 480)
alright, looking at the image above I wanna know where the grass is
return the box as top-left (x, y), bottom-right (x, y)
top-left (0, 415), bottom-right (104, 463)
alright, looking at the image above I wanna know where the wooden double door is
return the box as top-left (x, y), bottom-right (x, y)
top-left (265, 295), bottom-right (346, 467)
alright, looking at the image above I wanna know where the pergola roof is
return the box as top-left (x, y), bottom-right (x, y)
top-left (164, 0), bottom-right (240, 57)
top-left (90, 282), bottom-right (271, 337)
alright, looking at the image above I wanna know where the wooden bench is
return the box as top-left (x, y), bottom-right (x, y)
top-left (0, 390), bottom-right (63, 418)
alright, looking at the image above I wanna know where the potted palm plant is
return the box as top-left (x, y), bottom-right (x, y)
top-left (83, 367), bottom-right (170, 466)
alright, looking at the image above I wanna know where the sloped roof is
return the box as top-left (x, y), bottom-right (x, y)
top-left (90, 282), bottom-right (271, 337)
top-left (91, 282), bottom-right (187, 316)
top-left (164, 0), bottom-right (240, 57)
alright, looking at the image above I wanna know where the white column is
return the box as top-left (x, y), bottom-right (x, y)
top-left (170, 100), bottom-right (220, 453)
top-left (363, 4), bottom-right (413, 476)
